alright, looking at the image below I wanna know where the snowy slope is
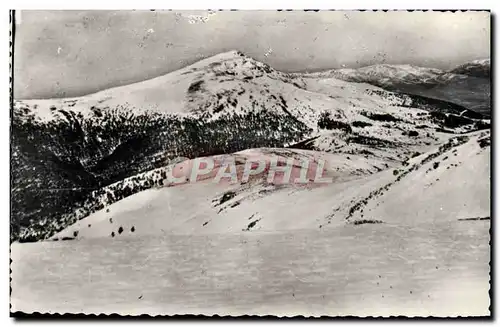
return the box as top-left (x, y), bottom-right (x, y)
top-left (12, 51), bottom-right (490, 242)
top-left (15, 51), bottom-right (483, 124)
top-left (12, 218), bottom-right (490, 316)
top-left (451, 58), bottom-right (490, 78)
top-left (304, 59), bottom-right (490, 89)
top-left (11, 51), bottom-right (491, 317)
top-left (342, 130), bottom-right (490, 225)
top-left (50, 130), bottom-right (490, 241)
top-left (303, 59), bottom-right (491, 116)
top-left (324, 64), bottom-right (444, 88)
top-left (15, 50), bottom-right (295, 120)
top-left (48, 148), bottom-right (390, 239)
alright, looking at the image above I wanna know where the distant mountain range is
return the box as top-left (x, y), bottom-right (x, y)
top-left (11, 51), bottom-right (490, 243)
top-left (450, 59), bottom-right (490, 78)
top-left (299, 58), bottom-right (491, 117)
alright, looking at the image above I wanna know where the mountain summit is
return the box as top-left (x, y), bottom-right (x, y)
top-left (12, 51), bottom-right (490, 243)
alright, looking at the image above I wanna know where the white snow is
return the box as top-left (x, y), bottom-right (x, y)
top-left (11, 51), bottom-right (491, 317)
top-left (50, 131), bottom-right (489, 240)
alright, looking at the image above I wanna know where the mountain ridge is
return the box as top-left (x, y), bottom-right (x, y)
top-left (11, 51), bottom-right (490, 243)
top-left (297, 58), bottom-right (490, 117)
top-left (17, 54), bottom-right (490, 101)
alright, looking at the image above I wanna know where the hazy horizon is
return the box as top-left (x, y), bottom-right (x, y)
top-left (13, 10), bottom-right (490, 100)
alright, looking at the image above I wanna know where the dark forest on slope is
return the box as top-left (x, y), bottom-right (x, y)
top-left (11, 105), bottom-right (311, 242)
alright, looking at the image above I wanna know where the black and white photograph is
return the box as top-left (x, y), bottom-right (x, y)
top-left (9, 9), bottom-right (491, 317)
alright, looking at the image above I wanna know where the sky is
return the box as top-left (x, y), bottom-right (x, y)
top-left (13, 10), bottom-right (490, 99)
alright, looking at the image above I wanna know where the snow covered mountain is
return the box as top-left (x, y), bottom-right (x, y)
top-left (49, 130), bottom-right (490, 240)
top-left (302, 59), bottom-right (491, 117)
top-left (319, 64), bottom-right (445, 88)
top-left (11, 51), bottom-right (490, 242)
top-left (450, 59), bottom-right (490, 78)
